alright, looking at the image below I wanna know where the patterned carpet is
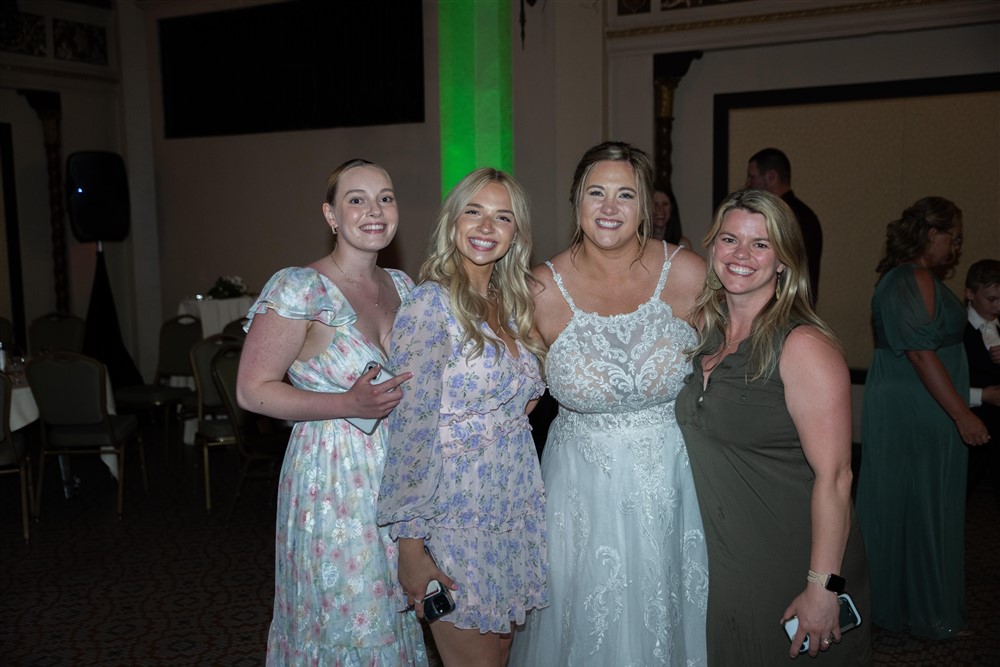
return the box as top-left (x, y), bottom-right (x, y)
top-left (1, 424), bottom-right (997, 666)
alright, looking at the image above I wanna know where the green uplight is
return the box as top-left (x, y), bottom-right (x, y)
top-left (438, 0), bottom-right (513, 197)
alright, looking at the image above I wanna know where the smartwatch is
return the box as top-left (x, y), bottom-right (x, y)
top-left (807, 569), bottom-right (846, 595)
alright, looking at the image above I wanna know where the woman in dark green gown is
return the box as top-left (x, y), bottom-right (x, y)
top-left (856, 197), bottom-right (989, 639)
top-left (676, 189), bottom-right (871, 665)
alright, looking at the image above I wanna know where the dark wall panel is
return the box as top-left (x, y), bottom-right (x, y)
top-left (159, 0), bottom-right (425, 138)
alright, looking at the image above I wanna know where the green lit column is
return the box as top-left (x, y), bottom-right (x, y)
top-left (438, 0), bottom-right (513, 196)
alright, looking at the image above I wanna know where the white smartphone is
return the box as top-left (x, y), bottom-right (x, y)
top-left (783, 593), bottom-right (862, 653)
top-left (345, 361), bottom-right (393, 435)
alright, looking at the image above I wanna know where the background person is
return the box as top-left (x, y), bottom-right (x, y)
top-left (377, 168), bottom-right (546, 667)
top-left (962, 259), bottom-right (1000, 505)
top-left (236, 159), bottom-right (426, 666)
top-left (746, 147), bottom-right (822, 304)
top-left (676, 188), bottom-right (871, 664)
top-left (651, 186), bottom-right (693, 250)
top-left (856, 196), bottom-right (988, 640)
top-left (509, 141), bottom-right (708, 666)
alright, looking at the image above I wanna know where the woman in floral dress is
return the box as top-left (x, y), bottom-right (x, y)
top-left (238, 159), bottom-right (427, 666)
top-left (377, 168), bottom-right (547, 667)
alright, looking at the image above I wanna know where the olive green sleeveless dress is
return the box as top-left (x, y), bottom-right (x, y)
top-left (676, 330), bottom-right (871, 666)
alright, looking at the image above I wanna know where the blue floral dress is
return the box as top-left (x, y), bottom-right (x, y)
top-left (248, 267), bottom-right (427, 667)
top-left (377, 281), bottom-right (547, 633)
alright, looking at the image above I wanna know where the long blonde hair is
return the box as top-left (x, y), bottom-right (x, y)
top-left (689, 188), bottom-right (839, 381)
top-left (419, 168), bottom-right (545, 362)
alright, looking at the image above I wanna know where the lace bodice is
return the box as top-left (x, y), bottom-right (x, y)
top-left (511, 244), bottom-right (709, 666)
top-left (544, 245), bottom-right (697, 415)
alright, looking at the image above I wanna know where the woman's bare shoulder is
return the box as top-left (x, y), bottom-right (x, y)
top-left (783, 325), bottom-right (844, 367)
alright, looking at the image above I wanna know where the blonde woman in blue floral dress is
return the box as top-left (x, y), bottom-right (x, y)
top-left (238, 160), bottom-right (427, 666)
top-left (377, 168), bottom-right (547, 667)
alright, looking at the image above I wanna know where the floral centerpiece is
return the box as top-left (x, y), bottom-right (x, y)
top-left (206, 275), bottom-right (249, 299)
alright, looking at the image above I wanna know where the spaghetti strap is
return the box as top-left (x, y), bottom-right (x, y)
top-left (652, 241), bottom-right (673, 301)
top-left (546, 261), bottom-right (579, 313)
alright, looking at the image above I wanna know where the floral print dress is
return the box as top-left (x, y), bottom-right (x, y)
top-left (377, 281), bottom-right (547, 633)
top-left (248, 267), bottom-right (427, 667)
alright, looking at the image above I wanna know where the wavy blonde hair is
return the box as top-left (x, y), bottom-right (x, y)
top-left (689, 188), bottom-right (839, 381)
top-left (420, 168), bottom-right (545, 363)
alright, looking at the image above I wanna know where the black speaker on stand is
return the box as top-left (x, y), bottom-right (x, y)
top-left (67, 151), bottom-right (143, 389)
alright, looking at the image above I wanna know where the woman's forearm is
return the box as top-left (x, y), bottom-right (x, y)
top-left (906, 349), bottom-right (973, 420)
top-left (809, 467), bottom-right (854, 577)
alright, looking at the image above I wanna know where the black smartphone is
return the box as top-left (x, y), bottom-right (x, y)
top-left (783, 593), bottom-right (862, 652)
top-left (422, 579), bottom-right (456, 621)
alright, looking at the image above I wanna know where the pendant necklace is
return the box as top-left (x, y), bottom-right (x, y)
top-left (723, 334), bottom-right (748, 350)
top-left (705, 332), bottom-right (748, 374)
top-left (330, 252), bottom-right (382, 308)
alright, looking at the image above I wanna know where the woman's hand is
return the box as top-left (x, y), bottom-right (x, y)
top-left (906, 349), bottom-right (990, 446)
top-left (782, 586), bottom-right (840, 658)
top-left (397, 538), bottom-right (457, 619)
top-left (343, 364), bottom-right (412, 419)
top-left (955, 410), bottom-right (990, 446)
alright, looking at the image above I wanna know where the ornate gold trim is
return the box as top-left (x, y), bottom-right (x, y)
top-left (608, 0), bottom-right (951, 39)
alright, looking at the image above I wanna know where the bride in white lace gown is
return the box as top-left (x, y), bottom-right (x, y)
top-left (510, 143), bottom-right (708, 667)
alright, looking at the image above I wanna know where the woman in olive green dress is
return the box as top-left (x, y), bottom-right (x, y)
top-left (856, 197), bottom-right (989, 639)
top-left (676, 189), bottom-right (871, 665)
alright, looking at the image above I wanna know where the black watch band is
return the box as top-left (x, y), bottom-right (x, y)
top-left (807, 569), bottom-right (846, 595)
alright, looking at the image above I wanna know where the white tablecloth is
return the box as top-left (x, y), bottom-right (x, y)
top-left (10, 384), bottom-right (39, 432)
top-left (178, 296), bottom-right (254, 337)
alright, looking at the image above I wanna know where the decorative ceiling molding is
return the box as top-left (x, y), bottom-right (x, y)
top-left (606, 0), bottom-right (1000, 56)
top-left (0, 0), bottom-right (118, 83)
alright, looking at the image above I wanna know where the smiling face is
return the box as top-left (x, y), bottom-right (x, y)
top-left (322, 165), bottom-right (397, 252)
top-left (578, 160), bottom-right (640, 250)
top-left (651, 190), bottom-right (671, 240)
top-left (711, 208), bottom-right (786, 300)
top-left (454, 181), bottom-right (517, 275)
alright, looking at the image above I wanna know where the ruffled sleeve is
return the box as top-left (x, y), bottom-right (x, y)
top-left (245, 266), bottom-right (355, 329)
top-left (386, 268), bottom-right (416, 299)
top-left (377, 283), bottom-right (453, 540)
top-left (877, 264), bottom-right (944, 355)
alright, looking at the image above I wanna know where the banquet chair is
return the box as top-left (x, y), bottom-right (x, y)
top-left (1, 372), bottom-right (34, 542)
top-left (28, 312), bottom-right (85, 356)
top-left (27, 352), bottom-right (147, 518)
top-left (222, 317), bottom-right (249, 341)
top-left (211, 344), bottom-right (289, 518)
top-left (190, 335), bottom-right (240, 510)
top-left (115, 315), bottom-right (202, 455)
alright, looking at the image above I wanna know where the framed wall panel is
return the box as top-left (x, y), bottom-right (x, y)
top-left (713, 73), bottom-right (1000, 367)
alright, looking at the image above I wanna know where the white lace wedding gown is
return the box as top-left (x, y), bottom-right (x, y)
top-left (510, 246), bottom-right (708, 666)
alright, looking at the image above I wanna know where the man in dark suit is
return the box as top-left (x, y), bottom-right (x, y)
top-left (746, 148), bottom-right (823, 305)
top-left (963, 259), bottom-right (1000, 505)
